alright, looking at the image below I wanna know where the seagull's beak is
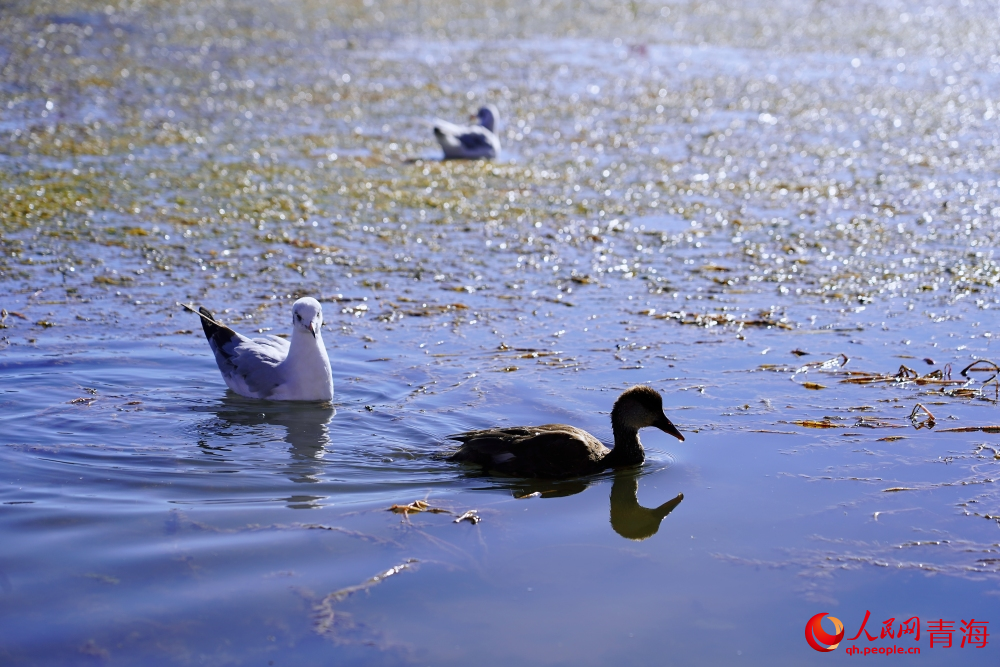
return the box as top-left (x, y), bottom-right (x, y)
top-left (308, 322), bottom-right (317, 337)
top-left (653, 414), bottom-right (685, 442)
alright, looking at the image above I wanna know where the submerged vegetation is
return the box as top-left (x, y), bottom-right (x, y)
top-left (3, 0), bottom-right (1000, 330)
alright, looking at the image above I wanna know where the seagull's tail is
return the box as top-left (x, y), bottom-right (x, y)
top-left (180, 303), bottom-right (237, 348)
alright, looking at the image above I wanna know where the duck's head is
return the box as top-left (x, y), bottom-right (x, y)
top-left (291, 297), bottom-right (323, 338)
top-left (473, 104), bottom-right (499, 133)
top-left (611, 385), bottom-right (685, 441)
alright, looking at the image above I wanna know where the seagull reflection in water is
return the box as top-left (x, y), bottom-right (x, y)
top-left (200, 396), bottom-right (336, 508)
top-left (506, 468), bottom-right (683, 541)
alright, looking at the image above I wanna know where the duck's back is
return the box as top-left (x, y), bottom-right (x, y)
top-left (448, 424), bottom-right (610, 478)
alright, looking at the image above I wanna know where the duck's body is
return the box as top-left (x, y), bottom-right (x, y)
top-left (448, 386), bottom-right (684, 478)
top-left (433, 105), bottom-right (501, 160)
top-left (449, 424), bottom-right (612, 479)
top-left (185, 297), bottom-right (334, 402)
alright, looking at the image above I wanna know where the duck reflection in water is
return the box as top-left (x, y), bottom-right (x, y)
top-left (201, 396), bottom-right (336, 507)
top-left (608, 470), bottom-right (683, 540)
top-left (507, 468), bottom-right (683, 541)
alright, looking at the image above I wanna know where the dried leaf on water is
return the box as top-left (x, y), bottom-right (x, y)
top-left (840, 362), bottom-right (967, 388)
top-left (961, 360), bottom-right (1000, 376)
top-left (389, 500), bottom-right (427, 514)
top-left (1, 309), bottom-right (28, 320)
top-left (883, 487), bottom-right (918, 492)
top-left (797, 353), bottom-right (849, 372)
top-left (388, 500), bottom-right (450, 515)
top-left (945, 388), bottom-right (981, 398)
top-left (641, 309), bottom-right (793, 329)
top-left (758, 363), bottom-right (788, 371)
top-left (801, 382), bottom-right (826, 390)
top-left (840, 372), bottom-right (885, 385)
top-left (790, 420), bottom-right (842, 428)
top-left (909, 403), bottom-right (936, 428)
top-left (937, 426), bottom-right (1000, 434)
top-left (395, 302), bottom-right (468, 317)
top-left (386, 499), bottom-right (480, 524)
top-left (854, 417), bottom-right (904, 429)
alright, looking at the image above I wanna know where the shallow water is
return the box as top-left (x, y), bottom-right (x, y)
top-left (3, 0), bottom-right (1000, 664)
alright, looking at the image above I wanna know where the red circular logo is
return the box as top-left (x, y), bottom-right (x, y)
top-left (805, 613), bottom-right (845, 652)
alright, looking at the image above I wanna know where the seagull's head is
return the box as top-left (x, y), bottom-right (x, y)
top-left (291, 297), bottom-right (323, 338)
top-left (474, 104), bottom-right (499, 133)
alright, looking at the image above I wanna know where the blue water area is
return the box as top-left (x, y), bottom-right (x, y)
top-left (1, 304), bottom-right (998, 665)
top-left (3, 0), bottom-right (1000, 663)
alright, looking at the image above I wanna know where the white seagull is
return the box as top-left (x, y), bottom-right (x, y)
top-left (184, 297), bottom-right (334, 401)
top-left (433, 104), bottom-right (501, 160)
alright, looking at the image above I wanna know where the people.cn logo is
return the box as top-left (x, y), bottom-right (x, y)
top-left (806, 613), bottom-right (845, 652)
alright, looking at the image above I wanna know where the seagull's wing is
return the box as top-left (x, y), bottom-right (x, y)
top-left (455, 127), bottom-right (499, 158)
top-left (432, 119), bottom-right (498, 159)
top-left (432, 119), bottom-right (467, 153)
top-left (456, 128), bottom-right (494, 152)
top-left (219, 340), bottom-right (288, 398)
top-left (248, 334), bottom-right (291, 355)
top-left (183, 304), bottom-right (287, 398)
top-left (432, 118), bottom-right (465, 136)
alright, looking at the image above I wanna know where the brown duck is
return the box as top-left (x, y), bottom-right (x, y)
top-left (447, 385), bottom-right (685, 479)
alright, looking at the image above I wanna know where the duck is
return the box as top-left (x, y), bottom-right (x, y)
top-left (183, 297), bottom-right (334, 401)
top-left (433, 104), bottom-right (501, 159)
top-left (447, 385), bottom-right (684, 478)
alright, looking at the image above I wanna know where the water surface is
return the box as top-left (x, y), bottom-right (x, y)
top-left (2, 0), bottom-right (1000, 663)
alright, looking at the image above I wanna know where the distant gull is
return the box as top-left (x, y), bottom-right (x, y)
top-left (183, 297), bottom-right (334, 401)
top-left (433, 104), bottom-right (501, 160)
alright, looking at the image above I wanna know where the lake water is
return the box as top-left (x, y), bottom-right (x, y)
top-left (2, 0), bottom-right (1000, 664)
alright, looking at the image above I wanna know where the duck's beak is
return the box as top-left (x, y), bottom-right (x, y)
top-left (654, 414), bottom-right (685, 442)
